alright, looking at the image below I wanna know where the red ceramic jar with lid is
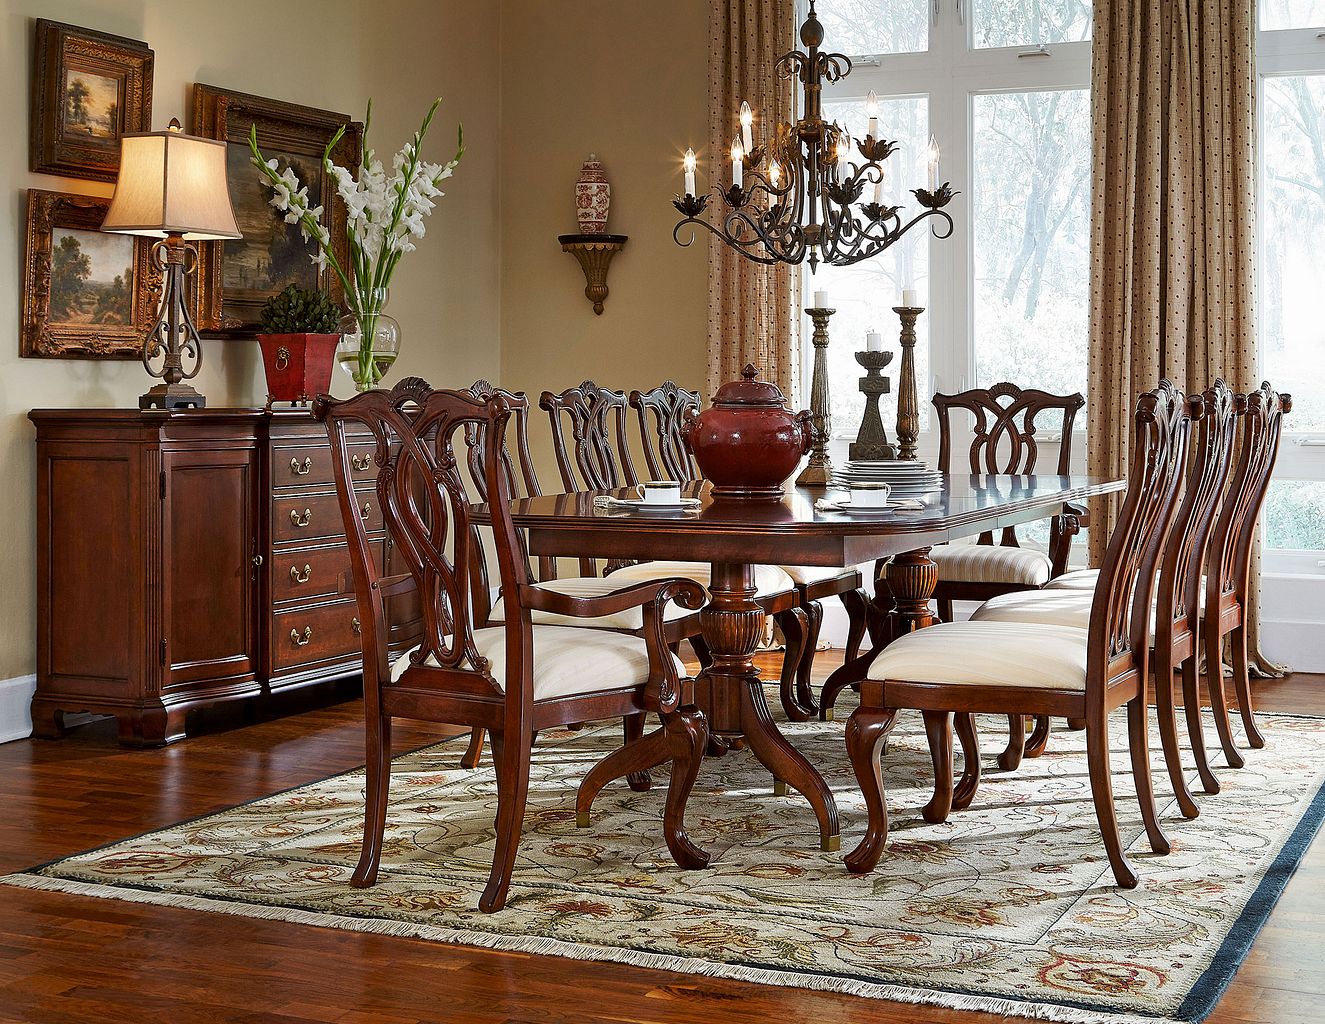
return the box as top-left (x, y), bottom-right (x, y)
top-left (681, 364), bottom-right (812, 501)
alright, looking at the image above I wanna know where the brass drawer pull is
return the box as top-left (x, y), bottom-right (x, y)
top-left (289, 626), bottom-right (313, 647)
top-left (352, 617), bottom-right (362, 635)
top-left (360, 501), bottom-right (372, 520)
top-left (290, 564), bottom-right (312, 584)
top-left (290, 508), bottom-right (313, 528)
top-left (290, 456), bottom-right (313, 476)
top-left (351, 454), bottom-right (372, 472)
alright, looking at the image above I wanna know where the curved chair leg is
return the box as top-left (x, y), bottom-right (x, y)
top-left (1229, 624), bottom-right (1266, 749)
top-left (351, 708), bottom-right (393, 889)
top-left (937, 597), bottom-right (954, 623)
top-left (1127, 696), bottom-right (1171, 854)
top-left (1066, 718), bottom-right (1086, 731)
top-left (844, 707), bottom-right (900, 874)
top-left (1181, 654), bottom-right (1220, 794)
top-left (660, 705), bottom-right (711, 869)
top-left (1025, 716), bottom-right (1052, 758)
top-left (479, 726), bottom-right (533, 913)
top-left (841, 587), bottom-right (869, 663)
top-left (578, 727), bottom-right (669, 825)
top-left (794, 599), bottom-right (823, 718)
top-left (1085, 711), bottom-right (1139, 889)
top-left (953, 712), bottom-right (981, 811)
top-left (998, 714), bottom-right (1027, 771)
top-left (1205, 627), bottom-right (1245, 769)
top-left (624, 713), bottom-right (652, 792)
top-left (459, 726), bottom-right (486, 769)
top-left (690, 634), bottom-right (713, 670)
top-left (775, 607), bottom-right (814, 721)
top-left (921, 710), bottom-right (955, 824)
top-left (1152, 646), bottom-right (1199, 819)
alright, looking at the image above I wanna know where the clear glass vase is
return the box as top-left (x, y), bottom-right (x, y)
top-left (336, 290), bottom-right (400, 392)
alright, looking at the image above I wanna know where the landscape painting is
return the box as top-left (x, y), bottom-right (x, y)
top-left (47, 227), bottom-right (135, 325)
top-left (221, 142), bottom-right (321, 296)
top-left (62, 68), bottom-right (121, 141)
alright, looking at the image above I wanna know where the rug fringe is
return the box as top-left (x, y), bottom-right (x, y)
top-left (0, 872), bottom-right (1177, 1024)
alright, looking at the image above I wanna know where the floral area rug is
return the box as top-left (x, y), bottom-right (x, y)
top-left (6, 704), bottom-right (1325, 1024)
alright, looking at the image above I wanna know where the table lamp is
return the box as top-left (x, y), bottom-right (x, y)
top-left (102, 118), bottom-right (241, 410)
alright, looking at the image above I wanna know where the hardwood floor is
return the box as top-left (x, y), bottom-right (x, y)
top-left (1, 664), bottom-right (1323, 1024)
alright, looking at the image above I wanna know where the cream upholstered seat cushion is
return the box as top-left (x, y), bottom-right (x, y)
top-left (780, 564), bottom-right (859, 587)
top-left (1044, 568), bottom-right (1098, 591)
top-left (971, 589), bottom-right (1094, 629)
top-left (390, 624), bottom-right (684, 701)
top-left (867, 620), bottom-right (1089, 690)
top-left (607, 560), bottom-right (795, 598)
top-left (489, 576), bottom-right (697, 631)
top-left (886, 543), bottom-right (1052, 587)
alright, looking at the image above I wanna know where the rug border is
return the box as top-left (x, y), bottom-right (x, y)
top-left (6, 718), bottom-right (1325, 1024)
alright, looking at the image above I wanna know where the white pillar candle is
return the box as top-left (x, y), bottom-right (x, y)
top-left (902, 288), bottom-right (918, 308)
top-left (731, 139), bottom-right (744, 189)
top-left (813, 289), bottom-right (829, 309)
top-left (866, 330), bottom-right (883, 353)
top-left (739, 101), bottom-right (754, 154)
top-left (683, 148), bottom-right (697, 196)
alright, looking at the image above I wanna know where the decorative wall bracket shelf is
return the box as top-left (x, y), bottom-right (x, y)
top-left (559, 234), bottom-right (627, 315)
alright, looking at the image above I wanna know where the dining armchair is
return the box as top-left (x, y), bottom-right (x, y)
top-left (874, 383), bottom-right (1087, 764)
top-left (844, 383), bottom-right (1197, 888)
top-left (628, 380), bottom-right (870, 722)
top-left (314, 377), bottom-right (710, 913)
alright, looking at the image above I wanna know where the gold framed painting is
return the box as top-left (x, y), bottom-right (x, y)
top-left (191, 84), bottom-right (360, 336)
top-left (30, 20), bottom-right (154, 182)
top-left (21, 189), bottom-right (164, 360)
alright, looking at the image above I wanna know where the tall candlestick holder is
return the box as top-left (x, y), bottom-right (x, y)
top-left (892, 306), bottom-right (924, 461)
top-left (849, 350), bottom-right (896, 461)
top-left (795, 306), bottom-right (835, 486)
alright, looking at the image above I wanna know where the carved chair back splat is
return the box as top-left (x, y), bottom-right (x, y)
top-left (630, 381), bottom-right (701, 483)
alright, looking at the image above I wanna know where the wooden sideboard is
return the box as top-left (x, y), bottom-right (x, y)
top-left (29, 408), bottom-right (419, 746)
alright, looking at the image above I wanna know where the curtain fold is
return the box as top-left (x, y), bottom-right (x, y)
top-left (706, 0), bottom-right (799, 402)
top-left (1088, 0), bottom-right (1285, 675)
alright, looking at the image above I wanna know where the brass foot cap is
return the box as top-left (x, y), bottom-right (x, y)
top-left (575, 810), bottom-right (590, 828)
top-left (823, 709), bottom-right (835, 721)
top-left (821, 834), bottom-right (841, 853)
top-left (773, 780), bottom-right (789, 797)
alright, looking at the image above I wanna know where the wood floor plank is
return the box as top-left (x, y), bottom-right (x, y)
top-left (0, 661), bottom-right (1321, 1023)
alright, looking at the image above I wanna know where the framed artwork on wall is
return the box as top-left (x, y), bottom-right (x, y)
top-left (30, 20), bottom-right (154, 182)
top-left (21, 189), bottom-right (164, 359)
top-left (191, 84), bottom-right (360, 336)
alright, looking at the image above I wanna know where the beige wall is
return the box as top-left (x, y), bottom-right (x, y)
top-left (498, 0), bottom-right (710, 478)
top-left (0, 0), bottom-right (501, 680)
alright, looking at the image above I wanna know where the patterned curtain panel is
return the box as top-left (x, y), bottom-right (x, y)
top-left (1088, 0), bottom-right (1285, 675)
top-left (706, 0), bottom-right (800, 402)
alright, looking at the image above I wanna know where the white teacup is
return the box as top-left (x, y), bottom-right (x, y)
top-left (636, 480), bottom-right (682, 504)
top-left (849, 481), bottom-right (892, 508)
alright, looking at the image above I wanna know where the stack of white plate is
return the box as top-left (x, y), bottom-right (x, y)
top-left (832, 460), bottom-right (944, 500)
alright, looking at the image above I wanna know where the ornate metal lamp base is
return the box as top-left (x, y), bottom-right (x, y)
top-left (850, 349), bottom-right (896, 461)
top-left (139, 382), bottom-right (206, 410)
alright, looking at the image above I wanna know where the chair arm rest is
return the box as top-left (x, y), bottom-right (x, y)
top-left (517, 577), bottom-right (707, 619)
top-left (1062, 500), bottom-right (1089, 527)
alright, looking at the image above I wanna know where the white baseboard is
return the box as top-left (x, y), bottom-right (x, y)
top-left (0, 675), bottom-right (37, 744)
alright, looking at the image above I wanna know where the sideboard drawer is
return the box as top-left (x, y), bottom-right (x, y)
top-left (271, 539), bottom-right (385, 604)
top-left (273, 441), bottom-right (378, 489)
top-left (272, 599), bottom-right (364, 672)
top-left (272, 490), bottom-right (382, 544)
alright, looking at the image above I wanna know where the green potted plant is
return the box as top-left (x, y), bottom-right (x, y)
top-left (256, 284), bottom-right (341, 407)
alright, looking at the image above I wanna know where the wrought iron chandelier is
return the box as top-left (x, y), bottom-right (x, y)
top-left (672, 0), bottom-right (956, 271)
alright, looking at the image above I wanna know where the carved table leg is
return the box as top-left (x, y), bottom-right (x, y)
top-left (884, 547), bottom-right (939, 640)
top-left (697, 562), bottom-right (840, 852)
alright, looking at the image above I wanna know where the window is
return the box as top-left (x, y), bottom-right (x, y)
top-left (805, 0), bottom-right (1092, 460)
top-left (1261, 0), bottom-right (1325, 32)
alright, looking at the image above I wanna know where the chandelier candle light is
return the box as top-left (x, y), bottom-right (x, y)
top-left (671, 0), bottom-right (956, 270)
top-left (250, 98), bottom-right (463, 392)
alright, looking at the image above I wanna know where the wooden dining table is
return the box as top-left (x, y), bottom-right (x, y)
top-left (505, 473), bottom-right (1125, 856)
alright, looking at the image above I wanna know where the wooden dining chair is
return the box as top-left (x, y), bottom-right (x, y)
top-left (970, 380), bottom-right (1241, 818)
top-left (459, 380), bottom-right (706, 783)
top-left (870, 383), bottom-right (1086, 762)
top-left (844, 383), bottom-right (1197, 888)
top-left (628, 380), bottom-right (869, 722)
top-left (1201, 383), bottom-right (1291, 767)
top-left (314, 377), bottom-right (711, 913)
top-left (541, 381), bottom-right (805, 730)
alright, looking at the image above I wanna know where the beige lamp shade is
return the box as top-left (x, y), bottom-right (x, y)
top-left (102, 123), bottom-right (242, 240)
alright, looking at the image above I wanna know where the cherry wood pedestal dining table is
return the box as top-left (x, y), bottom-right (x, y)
top-left (504, 474), bottom-right (1125, 856)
